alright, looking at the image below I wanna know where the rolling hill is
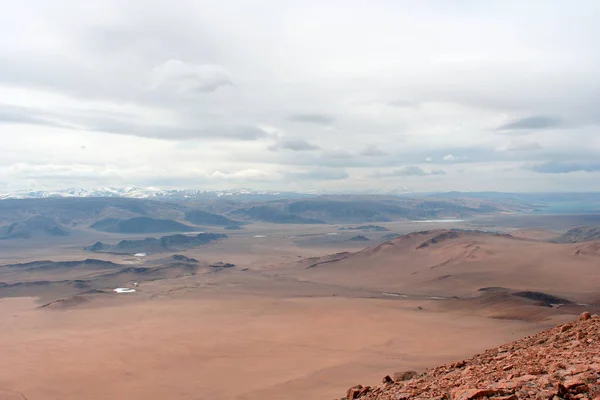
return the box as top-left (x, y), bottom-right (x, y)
top-left (90, 217), bottom-right (196, 234)
top-left (0, 216), bottom-right (70, 239)
top-left (184, 210), bottom-right (239, 226)
top-left (553, 225), bottom-right (600, 243)
top-left (282, 229), bottom-right (600, 303)
top-left (85, 233), bottom-right (227, 254)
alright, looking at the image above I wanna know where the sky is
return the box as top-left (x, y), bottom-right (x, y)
top-left (1, 0), bottom-right (599, 193)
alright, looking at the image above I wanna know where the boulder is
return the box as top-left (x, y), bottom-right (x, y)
top-left (579, 311), bottom-right (592, 321)
top-left (393, 370), bottom-right (418, 382)
top-left (346, 385), bottom-right (363, 399)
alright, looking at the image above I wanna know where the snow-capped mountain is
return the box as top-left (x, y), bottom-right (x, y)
top-left (0, 186), bottom-right (416, 201)
top-left (0, 187), bottom-right (297, 201)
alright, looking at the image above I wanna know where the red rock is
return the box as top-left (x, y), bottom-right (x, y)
top-left (346, 385), bottom-right (363, 399)
top-left (495, 396), bottom-right (517, 400)
top-left (450, 388), bottom-right (498, 400)
top-left (382, 375), bottom-right (393, 384)
top-left (579, 311), bottom-right (592, 321)
top-left (358, 386), bottom-right (371, 396)
top-left (563, 377), bottom-right (587, 390)
top-left (341, 318), bottom-right (600, 400)
top-left (393, 371), bottom-right (418, 382)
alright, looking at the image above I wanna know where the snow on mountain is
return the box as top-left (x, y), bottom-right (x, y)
top-left (0, 187), bottom-right (292, 200)
top-left (0, 186), bottom-right (415, 201)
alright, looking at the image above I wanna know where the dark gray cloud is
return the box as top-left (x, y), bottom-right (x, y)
top-left (372, 166), bottom-right (447, 178)
top-left (322, 148), bottom-right (355, 159)
top-left (287, 113), bottom-right (334, 125)
top-left (496, 115), bottom-right (563, 131)
top-left (269, 139), bottom-right (320, 151)
top-left (0, 104), bottom-right (267, 141)
top-left (360, 144), bottom-right (389, 157)
top-left (529, 161), bottom-right (600, 174)
top-left (0, 104), bottom-right (75, 130)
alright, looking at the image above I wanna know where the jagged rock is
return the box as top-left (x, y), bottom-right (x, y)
top-left (579, 311), bottom-right (591, 321)
top-left (451, 388), bottom-right (499, 400)
top-left (346, 385), bottom-right (363, 399)
top-left (393, 371), bottom-right (418, 382)
top-left (343, 312), bottom-right (600, 400)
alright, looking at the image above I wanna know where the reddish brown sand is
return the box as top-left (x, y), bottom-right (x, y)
top-left (0, 294), bottom-right (562, 400)
top-left (1, 229), bottom-right (596, 399)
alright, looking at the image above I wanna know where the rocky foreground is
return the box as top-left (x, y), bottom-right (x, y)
top-left (343, 312), bottom-right (600, 400)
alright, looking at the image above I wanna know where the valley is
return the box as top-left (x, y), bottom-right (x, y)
top-left (0, 194), bottom-right (599, 399)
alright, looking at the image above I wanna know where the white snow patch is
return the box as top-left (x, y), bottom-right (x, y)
top-left (113, 288), bottom-right (136, 293)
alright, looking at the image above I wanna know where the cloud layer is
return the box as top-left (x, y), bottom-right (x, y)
top-left (1, 0), bottom-right (599, 192)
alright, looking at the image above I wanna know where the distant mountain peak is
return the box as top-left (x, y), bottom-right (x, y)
top-left (0, 186), bottom-right (294, 200)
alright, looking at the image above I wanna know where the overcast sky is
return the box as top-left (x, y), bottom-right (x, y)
top-left (1, 0), bottom-right (599, 193)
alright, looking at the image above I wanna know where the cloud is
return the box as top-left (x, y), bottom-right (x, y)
top-left (151, 60), bottom-right (232, 94)
top-left (529, 161), bottom-right (600, 174)
top-left (210, 169), bottom-right (276, 180)
top-left (496, 116), bottom-right (563, 131)
top-left (285, 169), bottom-right (348, 181)
top-left (1, 1), bottom-right (600, 192)
top-left (497, 140), bottom-right (542, 152)
top-left (0, 104), bottom-right (268, 141)
top-left (0, 104), bottom-right (76, 130)
top-left (360, 144), bottom-right (388, 157)
top-left (372, 166), bottom-right (447, 178)
top-left (387, 100), bottom-right (419, 108)
top-left (288, 114), bottom-right (334, 125)
top-left (322, 148), bottom-right (355, 159)
top-left (269, 139), bottom-right (320, 151)
top-left (442, 154), bottom-right (460, 162)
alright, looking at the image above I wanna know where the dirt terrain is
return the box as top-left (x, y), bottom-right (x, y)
top-left (1, 224), bottom-right (600, 399)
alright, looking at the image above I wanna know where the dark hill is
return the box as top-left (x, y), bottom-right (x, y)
top-left (553, 225), bottom-right (600, 243)
top-left (3, 259), bottom-right (121, 271)
top-left (0, 216), bottom-right (69, 239)
top-left (184, 210), bottom-right (239, 226)
top-left (349, 235), bottom-right (370, 242)
top-left (339, 225), bottom-right (389, 232)
top-left (231, 206), bottom-right (326, 224)
top-left (90, 217), bottom-right (195, 233)
top-left (85, 233), bottom-right (227, 254)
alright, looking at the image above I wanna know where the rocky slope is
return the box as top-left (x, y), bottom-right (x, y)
top-left (554, 226), bottom-right (600, 243)
top-left (343, 312), bottom-right (600, 400)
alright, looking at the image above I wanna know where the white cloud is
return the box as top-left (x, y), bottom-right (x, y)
top-left (269, 138), bottom-right (320, 151)
top-left (497, 140), bottom-right (542, 152)
top-left (372, 166), bottom-right (447, 178)
top-left (0, 0), bottom-right (599, 191)
top-left (443, 154), bottom-right (460, 162)
top-left (151, 60), bottom-right (232, 95)
top-left (360, 144), bottom-right (388, 157)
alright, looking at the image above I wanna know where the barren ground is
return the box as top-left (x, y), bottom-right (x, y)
top-left (0, 219), bottom-right (596, 400)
